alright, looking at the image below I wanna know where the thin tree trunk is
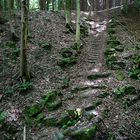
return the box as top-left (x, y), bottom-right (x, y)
top-left (106, 0), bottom-right (109, 19)
top-left (20, 0), bottom-right (30, 81)
top-left (16, 0), bottom-right (21, 10)
top-left (52, 0), bottom-right (54, 11)
top-left (64, 0), bottom-right (72, 25)
top-left (76, 0), bottom-right (80, 47)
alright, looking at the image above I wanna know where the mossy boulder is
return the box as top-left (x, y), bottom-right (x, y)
top-left (64, 125), bottom-right (97, 140)
top-left (104, 48), bottom-right (116, 55)
top-left (97, 92), bottom-right (110, 98)
top-left (110, 61), bottom-right (126, 69)
top-left (39, 41), bottom-right (52, 50)
top-left (57, 56), bottom-right (77, 67)
top-left (116, 70), bottom-right (125, 81)
top-left (106, 54), bottom-right (117, 62)
top-left (46, 98), bottom-right (62, 111)
top-left (43, 90), bottom-right (58, 103)
top-left (87, 72), bottom-right (111, 80)
top-left (114, 45), bottom-right (124, 52)
top-left (107, 39), bottom-right (121, 46)
top-left (85, 100), bottom-right (102, 111)
top-left (43, 90), bottom-right (62, 111)
top-left (45, 117), bottom-right (58, 127)
top-left (57, 110), bottom-right (81, 127)
top-left (60, 48), bottom-right (73, 58)
top-left (24, 102), bottom-right (45, 118)
top-left (113, 85), bottom-right (137, 98)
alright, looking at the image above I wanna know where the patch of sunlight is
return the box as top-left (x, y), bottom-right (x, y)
top-left (82, 80), bottom-right (103, 86)
top-left (81, 11), bottom-right (89, 16)
top-left (81, 89), bottom-right (98, 97)
top-left (71, 20), bottom-right (76, 24)
top-left (87, 110), bottom-right (99, 116)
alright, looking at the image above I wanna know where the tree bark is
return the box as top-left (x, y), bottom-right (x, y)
top-left (64, 0), bottom-right (72, 25)
top-left (39, 0), bottom-right (46, 10)
top-left (76, 0), bottom-right (80, 47)
top-left (20, 0), bottom-right (30, 81)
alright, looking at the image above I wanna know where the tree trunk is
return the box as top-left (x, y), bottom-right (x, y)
top-left (16, 0), bottom-right (21, 10)
top-left (39, 0), bottom-right (46, 10)
top-left (64, 0), bottom-right (72, 25)
top-left (20, 0), bottom-right (30, 81)
top-left (94, 0), bottom-right (97, 15)
top-left (76, 0), bottom-right (80, 47)
top-left (52, 0), bottom-right (54, 10)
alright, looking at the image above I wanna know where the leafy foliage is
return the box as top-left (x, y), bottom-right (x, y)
top-left (18, 81), bottom-right (33, 92)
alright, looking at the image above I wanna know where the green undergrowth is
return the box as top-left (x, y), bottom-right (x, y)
top-left (128, 55), bottom-right (140, 80)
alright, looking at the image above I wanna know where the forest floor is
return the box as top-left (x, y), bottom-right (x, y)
top-left (0, 7), bottom-right (140, 140)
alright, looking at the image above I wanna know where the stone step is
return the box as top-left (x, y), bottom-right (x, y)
top-left (87, 72), bottom-right (112, 80)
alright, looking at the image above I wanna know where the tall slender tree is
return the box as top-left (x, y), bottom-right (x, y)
top-left (20, 0), bottom-right (30, 81)
top-left (39, 0), bottom-right (46, 10)
top-left (64, 0), bottom-right (72, 26)
top-left (76, 0), bottom-right (80, 47)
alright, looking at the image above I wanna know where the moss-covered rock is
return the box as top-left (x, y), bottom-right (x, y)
top-left (85, 101), bottom-right (102, 111)
top-left (116, 70), bottom-right (125, 81)
top-left (45, 117), bottom-right (58, 127)
top-left (46, 98), bottom-right (62, 111)
top-left (97, 92), bottom-right (110, 98)
top-left (114, 45), bottom-right (124, 52)
top-left (107, 39), bottom-right (121, 46)
top-left (39, 41), bottom-right (52, 50)
top-left (113, 85), bottom-right (137, 98)
top-left (87, 72), bottom-right (111, 80)
top-left (57, 110), bottom-right (81, 127)
top-left (24, 102), bottom-right (45, 118)
top-left (43, 90), bottom-right (62, 111)
top-left (106, 54), bottom-right (117, 62)
top-left (60, 48), bottom-right (73, 58)
top-left (64, 125), bottom-right (97, 140)
top-left (104, 48), bottom-right (116, 55)
top-left (43, 90), bottom-right (58, 103)
top-left (57, 56), bottom-right (77, 67)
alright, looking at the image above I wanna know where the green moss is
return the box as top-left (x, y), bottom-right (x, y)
top-left (107, 39), bottom-right (121, 46)
top-left (39, 41), bottom-right (52, 50)
top-left (113, 85), bottom-right (137, 98)
top-left (43, 90), bottom-right (58, 103)
top-left (24, 102), bottom-right (45, 117)
top-left (57, 110), bottom-right (80, 127)
top-left (104, 48), bottom-right (116, 56)
top-left (46, 98), bottom-right (62, 111)
top-left (116, 70), bottom-right (125, 81)
top-left (64, 125), bottom-right (97, 140)
top-left (60, 48), bottom-right (73, 58)
top-left (57, 56), bottom-right (77, 67)
top-left (45, 117), bottom-right (58, 127)
top-left (97, 92), bottom-right (110, 98)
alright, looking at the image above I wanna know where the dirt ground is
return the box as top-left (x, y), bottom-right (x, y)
top-left (0, 8), bottom-right (140, 140)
